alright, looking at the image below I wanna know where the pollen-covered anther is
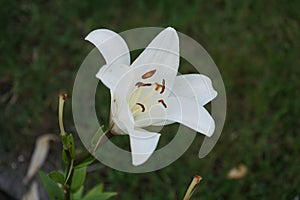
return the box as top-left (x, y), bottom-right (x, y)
top-left (135, 82), bottom-right (152, 88)
top-left (158, 99), bottom-right (167, 108)
top-left (136, 103), bottom-right (146, 112)
top-left (142, 69), bottom-right (156, 79)
top-left (155, 79), bottom-right (165, 94)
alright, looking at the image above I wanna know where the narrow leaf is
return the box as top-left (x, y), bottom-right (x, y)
top-left (83, 192), bottom-right (117, 200)
top-left (83, 184), bottom-right (116, 200)
top-left (75, 156), bottom-right (95, 169)
top-left (71, 186), bottom-right (84, 200)
top-left (71, 166), bottom-right (87, 192)
top-left (61, 134), bottom-right (69, 148)
top-left (39, 171), bottom-right (64, 200)
top-left (48, 171), bottom-right (65, 184)
top-left (67, 134), bottom-right (76, 159)
top-left (62, 149), bottom-right (69, 163)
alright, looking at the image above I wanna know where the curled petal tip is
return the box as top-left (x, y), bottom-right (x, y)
top-left (166, 27), bottom-right (176, 31)
top-left (200, 74), bottom-right (218, 103)
top-left (205, 118), bottom-right (215, 137)
top-left (164, 27), bottom-right (177, 36)
top-left (131, 153), bottom-right (152, 166)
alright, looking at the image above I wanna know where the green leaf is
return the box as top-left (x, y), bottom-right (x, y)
top-left (49, 171), bottom-right (65, 184)
top-left (71, 186), bottom-right (84, 200)
top-left (75, 156), bottom-right (95, 169)
top-left (67, 134), bottom-right (76, 159)
top-left (95, 183), bottom-right (104, 192)
top-left (83, 192), bottom-right (117, 200)
top-left (39, 171), bottom-right (64, 200)
top-left (71, 166), bottom-right (87, 192)
top-left (61, 134), bottom-right (69, 147)
top-left (61, 134), bottom-right (75, 159)
top-left (82, 184), bottom-right (117, 200)
top-left (62, 149), bottom-right (68, 163)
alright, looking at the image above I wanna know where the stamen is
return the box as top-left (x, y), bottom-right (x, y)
top-left (135, 82), bottom-right (152, 88)
top-left (158, 99), bottom-right (167, 108)
top-left (161, 79), bottom-right (165, 94)
top-left (129, 88), bottom-right (142, 109)
top-left (136, 103), bottom-right (146, 112)
top-left (155, 79), bottom-right (166, 94)
top-left (142, 69), bottom-right (156, 79)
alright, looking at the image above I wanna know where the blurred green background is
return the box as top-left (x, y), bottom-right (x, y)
top-left (0, 0), bottom-right (299, 199)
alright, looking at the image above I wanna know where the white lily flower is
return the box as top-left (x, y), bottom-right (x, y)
top-left (86, 27), bottom-right (217, 166)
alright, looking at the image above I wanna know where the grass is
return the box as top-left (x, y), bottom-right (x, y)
top-left (0, 0), bottom-right (299, 199)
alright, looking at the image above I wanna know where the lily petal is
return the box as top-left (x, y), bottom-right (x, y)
top-left (128, 128), bottom-right (161, 166)
top-left (171, 74), bottom-right (218, 105)
top-left (130, 27), bottom-right (179, 92)
top-left (111, 99), bottom-right (135, 134)
top-left (113, 108), bottom-right (161, 165)
top-left (167, 97), bottom-right (215, 136)
top-left (85, 29), bottom-right (130, 89)
top-left (134, 97), bottom-right (215, 136)
top-left (134, 105), bottom-right (172, 127)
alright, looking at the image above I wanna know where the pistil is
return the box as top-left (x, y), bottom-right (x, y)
top-left (130, 78), bottom-right (168, 118)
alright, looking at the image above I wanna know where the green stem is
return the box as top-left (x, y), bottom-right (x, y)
top-left (64, 159), bottom-right (74, 185)
top-left (63, 147), bottom-right (74, 200)
top-left (65, 161), bottom-right (74, 200)
top-left (57, 93), bottom-right (80, 199)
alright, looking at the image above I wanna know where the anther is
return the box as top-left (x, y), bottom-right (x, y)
top-left (142, 69), bottom-right (156, 79)
top-left (155, 79), bottom-right (165, 94)
top-left (136, 103), bottom-right (146, 112)
top-left (158, 99), bottom-right (167, 108)
top-left (135, 82), bottom-right (152, 88)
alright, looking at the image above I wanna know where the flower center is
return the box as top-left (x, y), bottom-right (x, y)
top-left (128, 70), bottom-right (168, 119)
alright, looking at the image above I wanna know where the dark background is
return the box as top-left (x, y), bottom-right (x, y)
top-left (0, 0), bottom-right (299, 199)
